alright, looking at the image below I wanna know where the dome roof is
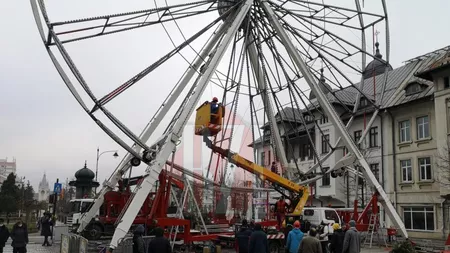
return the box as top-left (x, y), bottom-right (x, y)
top-left (309, 68), bottom-right (332, 100)
top-left (75, 162), bottom-right (95, 181)
top-left (362, 42), bottom-right (393, 79)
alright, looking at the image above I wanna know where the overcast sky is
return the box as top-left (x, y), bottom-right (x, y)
top-left (1, 0), bottom-right (449, 191)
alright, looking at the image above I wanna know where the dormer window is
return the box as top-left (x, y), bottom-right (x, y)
top-left (359, 97), bottom-right (374, 108)
top-left (444, 76), bottom-right (449, 89)
top-left (405, 82), bottom-right (425, 96)
top-left (304, 115), bottom-right (313, 122)
top-left (360, 97), bottom-right (368, 107)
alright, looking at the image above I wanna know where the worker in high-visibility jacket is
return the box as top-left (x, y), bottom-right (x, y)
top-left (275, 196), bottom-right (288, 230)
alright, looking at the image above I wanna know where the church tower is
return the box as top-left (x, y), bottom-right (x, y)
top-left (38, 173), bottom-right (51, 202)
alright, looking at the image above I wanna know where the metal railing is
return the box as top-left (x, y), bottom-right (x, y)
top-left (112, 236), bottom-right (155, 253)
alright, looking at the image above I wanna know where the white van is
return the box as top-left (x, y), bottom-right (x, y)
top-left (301, 207), bottom-right (341, 226)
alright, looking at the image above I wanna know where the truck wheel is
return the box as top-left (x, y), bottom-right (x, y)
top-left (269, 241), bottom-right (281, 253)
top-left (85, 224), bottom-right (103, 240)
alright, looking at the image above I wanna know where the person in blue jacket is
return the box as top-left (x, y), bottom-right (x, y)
top-left (286, 220), bottom-right (304, 253)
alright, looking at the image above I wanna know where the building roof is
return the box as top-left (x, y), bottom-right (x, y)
top-left (248, 45), bottom-right (450, 147)
top-left (362, 42), bottom-right (393, 80)
top-left (416, 48), bottom-right (450, 81)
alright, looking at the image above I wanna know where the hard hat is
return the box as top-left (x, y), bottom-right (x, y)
top-left (332, 223), bottom-right (341, 230)
top-left (212, 97), bottom-right (218, 102)
top-left (294, 220), bottom-right (301, 228)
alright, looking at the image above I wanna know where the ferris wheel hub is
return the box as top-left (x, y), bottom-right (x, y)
top-left (218, 0), bottom-right (241, 17)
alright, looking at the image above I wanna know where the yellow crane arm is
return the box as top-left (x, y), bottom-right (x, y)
top-left (207, 141), bottom-right (309, 215)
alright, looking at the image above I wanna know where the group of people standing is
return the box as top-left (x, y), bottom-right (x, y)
top-left (236, 219), bottom-right (272, 253)
top-left (0, 218), bottom-right (29, 253)
top-left (286, 219), bottom-right (361, 253)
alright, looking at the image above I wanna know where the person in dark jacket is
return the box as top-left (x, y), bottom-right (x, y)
top-left (132, 225), bottom-right (146, 253)
top-left (342, 220), bottom-right (360, 253)
top-left (298, 228), bottom-right (322, 253)
top-left (329, 223), bottom-right (345, 253)
top-left (11, 219), bottom-right (28, 253)
top-left (148, 227), bottom-right (171, 253)
top-left (0, 218), bottom-right (10, 253)
top-left (236, 219), bottom-right (252, 253)
top-left (248, 223), bottom-right (268, 253)
top-left (40, 213), bottom-right (53, 246)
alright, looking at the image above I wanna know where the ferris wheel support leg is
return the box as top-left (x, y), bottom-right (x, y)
top-left (247, 34), bottom-right (290, 177)
top-left (77, 3), bottom-right (235, 235)
top-left (260, 1), bottom-right (408, 239)
top-left (107, 1), bottom-right (253, 249)
top-left (76, 165), bottom-right (129, 233)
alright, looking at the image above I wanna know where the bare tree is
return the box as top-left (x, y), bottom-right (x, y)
top-left (436, 140), bottom-right (450, 197)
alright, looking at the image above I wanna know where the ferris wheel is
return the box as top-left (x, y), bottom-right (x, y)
top-left (31, 0), bottom-right (407, 249)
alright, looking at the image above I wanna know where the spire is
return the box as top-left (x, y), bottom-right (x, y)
top-left (309, 68), bottom-right (332, 100)
top-left (84, 160), bottom-right (87, 168)
top-left (375, 42), bottom-right (382, 59)
top-left (319, 68), bottom-right (326, 83)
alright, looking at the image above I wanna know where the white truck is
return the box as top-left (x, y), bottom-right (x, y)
top-left (66, 198), bottom-right (97, 231)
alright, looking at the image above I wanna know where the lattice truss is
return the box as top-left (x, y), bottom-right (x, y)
top-left (31, 0), bottom-right (407, 249)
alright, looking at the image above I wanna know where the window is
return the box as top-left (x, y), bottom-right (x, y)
top-left (370, 163), bottom-right (380, 181)
top-left (260, 152), bottom-right (265, 166)
top-left (324, 210), bottom-right (339, 223)
top-left (418, 157), bottom-right (432, 181)
top-left (343, 147), bottom-right (348, 156)
top-left (322, 135), bottom-right (330, 153)
top-left (307, 144), bottom-right (313, 160)
top-left (322, 171), bottom-right (331, 186)
top-left (399, 120), bottom-right (411, 143)
top-left (369, 127), bottom-right (378, 147)
top-left (403, 207), bottom-right (434, 231)
top-left (301, 144), bottom-right (308, 161)
top-left (417, 116), bottom-right (430, 139)
top-left (405, 83), bottom-right (423, 96)
top-left (354, 130), bottom-right (362, 149)
top-left (267, 150), bottom-right (271, 166)
top-left (401, 159), bottom-right (412, 182)
top-left (321, 116), bottom-right (329, 124)
top-left (444, 76), bottom-right (449, 89)
top-left (448, 105), bottom-right (450, 134)
top-left (301, 144), bottom-right (314, 161)
top-left (305, 115), bottom-right (313, 122)
top-left (360, 97), bottom-right (368, 107)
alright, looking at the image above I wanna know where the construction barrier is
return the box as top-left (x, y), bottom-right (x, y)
top-left (113, 236), bottom-right (155, 253)
top-left (60, 234), bottom-right (88, 253)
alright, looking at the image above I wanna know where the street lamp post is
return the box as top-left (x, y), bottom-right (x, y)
top-left (19, 176), bottom-right (25, 218)
top-left (95, 147), bottom-right (119, 193)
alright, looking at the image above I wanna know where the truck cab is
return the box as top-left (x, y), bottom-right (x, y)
top-left (67, 198), bottom-right (97, 231)
top-left (285, 207), bottom-right (341, 233)
top-left (302, 207), bottom-right (341, 225)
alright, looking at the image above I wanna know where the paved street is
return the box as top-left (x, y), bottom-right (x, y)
top-left (2, 244), bottom-right (60, 253)
top-left (2, 236), bottom-right (60, 253)
top-left (217, 246), bottom-right (392, 253)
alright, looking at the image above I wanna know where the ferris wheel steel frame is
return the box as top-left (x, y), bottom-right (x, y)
top-left (31, 0), bottom-right (408, 248)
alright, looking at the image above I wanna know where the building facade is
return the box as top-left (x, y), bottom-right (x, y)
top-left (0, 158), bottom-right (17, 186)
top-left (251, 45), bottom-right (450, 239)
